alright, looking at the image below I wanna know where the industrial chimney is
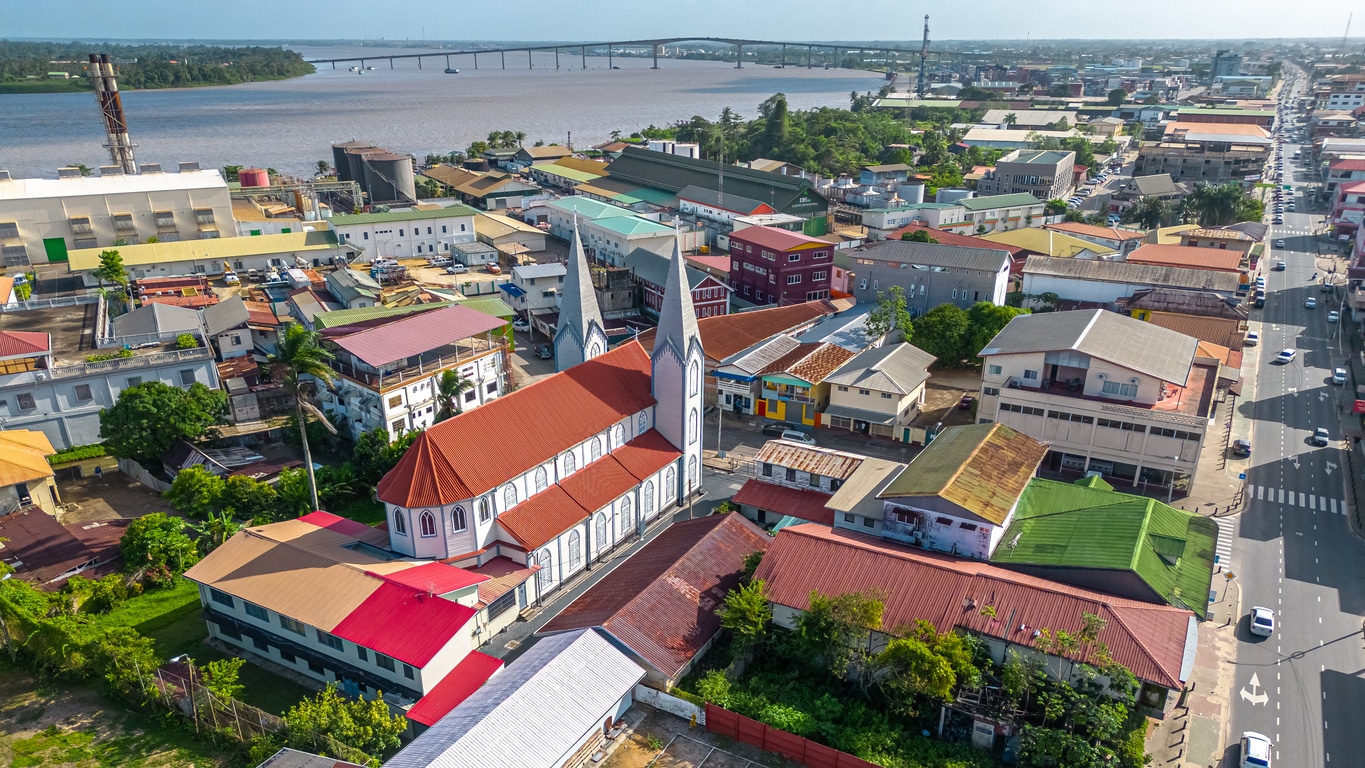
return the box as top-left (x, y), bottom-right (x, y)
top-left (87, 54), bottom-right (138, 175)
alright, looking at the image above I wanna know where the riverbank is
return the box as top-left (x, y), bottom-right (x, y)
top-left (0, 80), bottom-right (89, 94)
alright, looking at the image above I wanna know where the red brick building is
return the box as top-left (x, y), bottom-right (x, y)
top-left (728, 226), bottom-right (833, 306)
top-left (623, 248), bottom-right (730, 319)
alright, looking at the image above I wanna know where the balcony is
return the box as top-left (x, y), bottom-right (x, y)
top-left (761, 386), bottom-right (813, 405)
top-left (1002, 371), bottom-right (1214, 427)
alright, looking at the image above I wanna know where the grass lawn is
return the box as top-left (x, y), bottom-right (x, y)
top-left (88, 578), bottom-right (314, 716)
top-left (331, 496), bottom-right (385, 526)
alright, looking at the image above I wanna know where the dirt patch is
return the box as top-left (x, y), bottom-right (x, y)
top-left (58, 473), bottom-right (173, 525)
top-left (920, 380), bottom-right (982, 430)
top-left (604, 705), bottom-right (796, 768)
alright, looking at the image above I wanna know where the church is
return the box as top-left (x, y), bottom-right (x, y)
top-left (377, 222), bottom-right (706, 601)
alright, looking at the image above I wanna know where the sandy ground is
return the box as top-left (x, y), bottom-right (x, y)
top-left (604, 705), bottom-right (796, 768)
top-left (58, 473), bottom-right (173, 526)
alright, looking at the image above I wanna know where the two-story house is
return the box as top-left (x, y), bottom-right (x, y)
top-left (844, 240), bottom-right (1012, 313)
top-left (623, 247), bottom-right (729, 320)
top-left (976, 309), bottom-right (1216, 495)
top-left (876, 423), bottom-right (1048, 559)
top-left (317, 304), bottom-right (510, 440)
top-left (499, 263), bottom-right (566, 320)
top-left (728, 226), bottom-right (834, 305)
top-left (822, 343), bottom-right (936, 441)
top-left (757, 342), bottom-right (855, 427)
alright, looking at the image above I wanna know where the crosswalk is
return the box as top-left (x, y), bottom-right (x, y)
top-left (1244, 484), bottom-right (1346, 514)
top-left (1273, 227), bottom-right (1314, 235)
top-left (1213, 516), bottom-right (1236, 571)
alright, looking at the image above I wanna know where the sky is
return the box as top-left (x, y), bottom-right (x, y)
top-left (1, 0), bottom-right (1361, 43)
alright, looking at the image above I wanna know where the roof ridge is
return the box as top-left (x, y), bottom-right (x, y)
top-left (1101, 604), bottom-right (1178, 685)
top-left (614, 516), bottom-right (728, 617)
top-left (1072, 309), bottom-right (1104, 352)
top-left (1131, 499), bottom-right (1157, 571)
top-left (935, 425), bottom-right (997, 495)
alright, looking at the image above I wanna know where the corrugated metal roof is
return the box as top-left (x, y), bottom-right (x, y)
top-left (1023, 255), bottom-right (1242, 293)
top-left (327, 304), bottom-right (505, 368)
top-left (377, 342), bottom-right (656, 507)
top-left (0, 331), bottom-right (49, 358)
top-left (785, 343), bottom-right (856, 384)
top-left (594, 215), bottom-right (673, 237)
top-left (330, 583), bottom-right (477, 667)
top-left (978, 308), bottom-right (1200, 386)
top-left (855, 240), bottom-right (1013, 272)
top-left (754, 440), bottom-right (865, 481)
top-left (383, 629), bottom-right (644, 768)
top-left (958, 193), bottom-right (1042, 211)
top-left (313, 302), bottom-right (451, 330)
top-left (825, 458), bottom-right (905, 520)
top-left (544, 196), bottom-right (635, 220)
top-left (112, 302), bottom-right (202, 338)
top-left (980, 229), bottom-right (1115, 258)
top-left (718, 334), bottom-right (802, 375)
top-left (1128, 244), bottom-right (1243, 273)
top-left (611, 429), bottom-right (682, 481)
top-left (511, 263), bottom-right (566, 280)
top-left (494, 485), bottom-right (589, 550)
top-left (330, 205), bottom-right (479, 227)
top-left (755, 524), bottom-right (1194, 689)
top-left (879, 424), bottom-right (1047, 526)
top-left (623, 248), bottom-right (712, 290)
top-left (0, 169), bottom-right (226, 201)
top-left (405, 652), bottom-right (504, 727)
top-left (367, 561), bottom-right (487, 596)
top-left (202, 296), bottom-right (252, 337)
top-left (825, 343), bottom-right (936, 394)
top-left (559, 456), bottom-right (640, 516)
top-left (538, 514), bottom-right (770, 677)
top-left (732, 479), bottom-right (834, 526)
top-left (1043, 222), bottom-right (1148, 241)
top-left (68, 230), bottom-right (339, 271)
top-left (730, 225), bottom-right (828, 252)
top-left (677, 185), bottom-right (772, 215)
top-left (636, 301), bottom-right (835, 362)
top-left (257, 747), bottom-right (365, 768)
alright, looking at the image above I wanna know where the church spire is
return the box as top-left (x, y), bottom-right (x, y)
top-left (652, 233), bottom-right (700, 366)
top-left (553, 216), bottom-right (607, 372)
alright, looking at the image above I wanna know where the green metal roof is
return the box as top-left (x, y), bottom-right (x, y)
top-left (545, 196), bottom-right (635, 220)
top-left (990, 477), bottom-right (1218, 618)
top-left (537, 165), bottom-right (604, 183)
top-left (958, 193), bottom-right (1044, 212)
top-left (330, 205), bottom-right (480, 226)
top-left (593, 216), bottom-right (673, 237)
top-left (1177, 107), bottom-right (1274, 117)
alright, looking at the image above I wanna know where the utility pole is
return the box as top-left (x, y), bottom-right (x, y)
top-left (916, 15), bottom-right (931, 98)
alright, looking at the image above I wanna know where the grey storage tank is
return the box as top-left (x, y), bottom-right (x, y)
top-left (345, 146), bottom-right (385, 194)
top-left (332, 141), bottom-right (373, 182)
top-left (363, 152), bottom-right (416, 204)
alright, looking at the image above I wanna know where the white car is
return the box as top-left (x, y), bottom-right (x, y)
top-left (1241, 730), bottom-right (1272, 768)
top-left (1245, 330), bottom-right (1260, 346)
top-left (1333, 368), bottom-right (1347, 385)
top-left (445, 263), bottom-right (470, 274)
top-left (1328, 310), bottom-right (1340, 323)
top-left (780, 429), bottom-right (817, 446)
top-left (1304, 297), bottom-right (1317, 309)
top-left (511, 318), bottom-right (531, 333)
top-left (1249, 607), bottom-right (1275, 637)
top-left (1274, 349), bottom-right (1296, 364)
top-left (1313, 427), bottom-right (1331, 446)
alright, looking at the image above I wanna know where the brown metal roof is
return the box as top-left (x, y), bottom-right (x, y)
top-left (785, 343), bottom-right (857, 384)
top-left (537, 514), bottom-right (770, 678)
top-left (754, 440), bottom-right (865, 481)
top-left (879, 424), bottom-right (1047, 526)
top-left (636, 301), bottom-right (836, 362)
top-left (755, 524), bottom-right (1194, 689)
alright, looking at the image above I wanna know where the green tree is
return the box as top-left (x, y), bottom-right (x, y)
top-left (1106, 88), bottom-right (1129, 106)
top-left (352, 427), bottom-right (419, 486)
top-left (221, 474), bottom-right (280, 521)
top-left (911, 304), bottom-right (971, 366)
top-left (1003, 112), bottom-right (1018, 126)
top-left (95, 626), bottom-right (161, 701)
top-left (275, 467), bottom-right (314, 517)
top-left (874, 620), bottom-right (980, 710)
top-left (270, 323), bottom-right (337, 511)
top-left (1183, 182), bottom-right (1247, 226)
top-left (760, 93), bottom-right (790, 155)
top-left (187, 509), bottom-right (244, 555)
top-left (794, 589), bottom-right (886, 678)
top-left (435, 369), bottom-right (475, 421)
top-left (901, 230), bottom-right (939, 243)
top-left (175, 333), bottom-right (198, 349)
top-left (315, 160), bottom-right (331, 176)
top-left (718, 579), bottom-right (772, 651)
top-left (165, 466), bottom-right (225, 518)
top-left (94, 249), bottom-right (128, 288)
top-left (202, 656), bottom-right (246, 701)
top-left (221, 165), bottom-right (243, 182)
top-left (966, 302), bottom-right (1030, 362)
top-left (865, 285), bottom-right (914, 343)
top-left (285, 683), bottom-right (408, 757)
top-left (99, 381), bottom-right (228, 464)
top-left (1123, 197), bottom-right (1171, 229)
top-left (120, 512), bottom-right (199, 585)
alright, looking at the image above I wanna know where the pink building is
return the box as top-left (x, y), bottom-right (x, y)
top-left (1331, 181), bottom-right (1365, 240)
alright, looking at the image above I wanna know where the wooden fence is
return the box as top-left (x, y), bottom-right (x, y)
top-left (704, 704), bottom-right (880, 768)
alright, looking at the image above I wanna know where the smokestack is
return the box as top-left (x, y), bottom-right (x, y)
top-left (88, 53), bottom-right (138, 175)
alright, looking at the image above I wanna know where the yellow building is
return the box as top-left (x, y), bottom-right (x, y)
top-left (0, 429), bottom-right (61, 516)
top-left (979, 228), bottom-right (1118, 259)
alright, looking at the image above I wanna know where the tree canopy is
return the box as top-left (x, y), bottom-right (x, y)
top-left (120, 512), bottom-right (199, 586)
top-left (911, 304), bottom-right (972, 366)
top-left (99, 381), bottom-right (228, 464)
top-left (285, 683), bottom-right (408, 758)
top-left (865, 286), bottom-right (914, 343)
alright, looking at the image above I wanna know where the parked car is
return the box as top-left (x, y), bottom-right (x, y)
top-left (1249, 607), bottom-right (1275, 637)
top-left (780, 429), bottom-right (817, 446)
top-left (1332, 368), bottom-right (1348, 385)
top-left (761, 420), bottom-right (800, 437)
top-left (1232, 439), bottom-right (1252, 458)
top-left (1274, 349), bottom-right (1296, 364)
top-left (1312, 427), bottom-right (1331, 446)
top-left (957, 394), bottom-right (976, 410)
top-left (512, 318), bottom-right (531, 333)
top-left (533, 344), bottom-right (553, 360)
top-left (1245, 330), bottom-right (1259, 346)
top-left (426, 255), bottom-right (452, 268)
top-left (1240, 731), bottom-right (1272, 768)
top-left (446, 263), bottom-right (470, 274)
top-left (484, 263), bottom-right (503, 274)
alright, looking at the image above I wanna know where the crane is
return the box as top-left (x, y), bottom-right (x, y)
top-left (916, 15), bottom-right (930, 97)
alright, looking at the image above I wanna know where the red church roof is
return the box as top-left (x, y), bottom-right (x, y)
top-left (378, 342), bottom-right (656, 507)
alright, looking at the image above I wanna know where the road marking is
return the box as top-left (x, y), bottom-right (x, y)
top-left (1310, 495), bottom-right (1317, 510)
top-left (1300, 492), bottom-right (1307, 506)
top-left (1320, 495), bottom-right (1328, 510)
top-left (1279, 489), bottom-right (1286, 503)
top-left (1240, 673), bottom-right (1269, 705)
top-left (1257, 485), bottom-right (1266, 500)
top-left (1332, 498), bottom-right (1340, 514)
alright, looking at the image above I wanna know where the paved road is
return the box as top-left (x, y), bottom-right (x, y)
top-left (1226, 79), bottom-right (1365, 768)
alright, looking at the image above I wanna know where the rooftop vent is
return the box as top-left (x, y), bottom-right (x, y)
top-left (139, 164), bottom-right (162, 174)
top-left (99, 166), bottom-right (124, 176)
top-left (0, 170), bottom-right (10, 181)
top-left (178, 161), bottom-right (200, 172)
top-left (57, 167), bottom-right (83, 179)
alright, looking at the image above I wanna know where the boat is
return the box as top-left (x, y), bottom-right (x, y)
top-left (366, 66), bottom-right (375, 71)
top-left (444, 67), bottom-right (460, 74)
top-left (348, 66), bottom-right (359, 72)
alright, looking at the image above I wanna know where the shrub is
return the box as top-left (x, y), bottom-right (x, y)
top-left (85, 348), bottom-right (135, 362)
top-left (175, 333), bottom-right (198, 349)
top-left (48, 443), bottom-right (107, 465)
top-left (758, 703), bottom-right (816, 736)
top-left (695, 670), bottom-right (731, 707)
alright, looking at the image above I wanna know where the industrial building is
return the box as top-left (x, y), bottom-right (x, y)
top-left (331, 141), bottom-right (418, 205)
top-left (0, 166), bottom-right (233, 266)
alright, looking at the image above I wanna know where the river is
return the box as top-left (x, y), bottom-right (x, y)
top-left (0, 45), bottom-right (883, 179)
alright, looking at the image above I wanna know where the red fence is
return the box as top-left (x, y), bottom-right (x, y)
top-left (704, 704), bottom-right (880, 768)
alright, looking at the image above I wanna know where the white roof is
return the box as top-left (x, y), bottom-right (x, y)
top-left (383, 629), bottom-right (643, 768)
top-left (512, 263), bottom-right (566, 280)
top-left (0, 169), bottom-right (227, 201)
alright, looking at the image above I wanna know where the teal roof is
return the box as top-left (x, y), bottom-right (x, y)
top-left (873, 98), bottom-right (963, 110)
top-left (593, 216), bottom-right (673, 237)
top-left (959, 193), bottom-right (1044, 211)
top-left (545, 196), bottom-right (635, 220)
top-left (990, 477), bottom-right (1218, 618)
top-left (330, 205), bottom-right (480, 227)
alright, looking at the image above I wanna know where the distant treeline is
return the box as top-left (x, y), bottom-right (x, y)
top-left (0, 41), bottom-right (314, 92)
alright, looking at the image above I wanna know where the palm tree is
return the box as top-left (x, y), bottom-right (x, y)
top-left (188, 509), bottom-right (244, 555)
top-left (435, 369), bottom-right (474, 422)
top-left (1004, 112), bottom-right (1018, 127)
top-left (514, 131), bottom-right (527, 148)
top-left (1184, 182), bottom-right (1243, 226)
top-left (270, 323), bottom-right (336, 512)
top-left (1127, 197), bottom-right (1170, 229)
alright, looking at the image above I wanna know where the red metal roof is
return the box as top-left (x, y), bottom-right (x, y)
top-left (327, 304), bottom-right (506, 369)
top-left (1331, 159), bottom-right (1365, 172)
top-left (538, 514), bottom-right (771, 677)
top-left (636, 301), bottom-right (835, 362)
top-left (298, 511), bottom-right (376, 538)
top-left (470, 556), bottom-right (540, 606)
top-left (888, 224), bottom-right (1026, 256)
top-left (732, 479), bottom-right (835, 526)
top-left (1128, 244), bottom-right (1243, 273)
top-left (612, 429), bottom-right (682, 481)
top-left (559, 456), bottom-right (640, 514)
top-left (368, 561), bottom-right (488, 595)
top-left (730, 225), bottom-right (830, 252)
top-left (496, 485), bottom-right (590, 550)
top-left (404, 651), bottom-right (504, 727)
top-left (0, 331), bottom-right (50, 358)
top-left (755, 524), bottom-right (1193, 689)
top-left (378, 342), bottom-right (656, 507)
top-left (330, 583), bottom-right (478, 668)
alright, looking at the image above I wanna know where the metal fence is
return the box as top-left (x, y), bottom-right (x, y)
top-left (705, 704), bottom-right (880, 768)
